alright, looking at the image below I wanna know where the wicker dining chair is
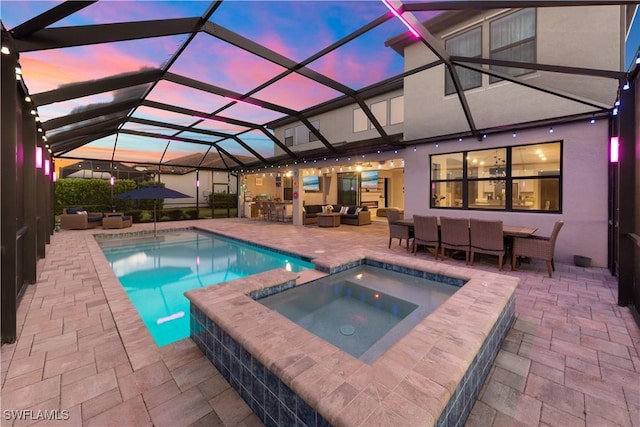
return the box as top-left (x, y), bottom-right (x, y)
top-left (266, 201), bottom-right (279, 221)
top-left (412, 215), bottom-right (439, 258)
top-left (439, 216), bottom-right (470, 264)
top-left (387, 209), bottom-right (413, 251)
top-left (469, 218), bottom-right (505, 270)
top-left (511, 220), bottom-right (564, 277)
top-left (255, 200), bottom-right (266, 220)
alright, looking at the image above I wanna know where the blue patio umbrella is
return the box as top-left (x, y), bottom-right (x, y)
top-left (115, 185), bottom-right (191, 236)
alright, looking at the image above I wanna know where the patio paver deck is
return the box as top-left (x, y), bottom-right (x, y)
top-left (1, 218), bottom-right (638, 426)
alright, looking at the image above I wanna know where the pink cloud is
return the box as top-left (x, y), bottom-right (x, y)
top-left (253, 72), bottom-right (342, 111)
top-left (170, 34), bottom-right (286, 94)
top-left (146, 81), bottom-right (229, 115)
top-left (21, 44), bottom-right (157, 94)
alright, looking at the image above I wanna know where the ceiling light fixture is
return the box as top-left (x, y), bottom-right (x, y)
top-left (381, 0), bottom-right (420, 38)
top-left (1, 46), bottom-right (10, 55)
top-left (622, 80), bottom-right (630, 90)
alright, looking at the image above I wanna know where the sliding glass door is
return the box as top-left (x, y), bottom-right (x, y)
top-left (337, 172), bottom-right (358, 206)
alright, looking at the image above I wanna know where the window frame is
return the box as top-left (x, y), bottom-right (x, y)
top-left (430, 141), bottom-right (562, 213)
top-left (284, 127), bottom-right (294, 147)
top-left (369, 100), bottom-right (388, 128)
top-left (353, 107), bottom-right (368, 133)
top-left (489, 8), bottom-right (537, 84)
top-left (389, 95), bottom-right (404, 125)
top-left (444, 26), bottom-right (483, 96)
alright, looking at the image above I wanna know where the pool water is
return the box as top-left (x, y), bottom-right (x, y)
top-left (98, 229), bottom-right (314, 346)
top-left (258, 265), bottom-right (459, 363)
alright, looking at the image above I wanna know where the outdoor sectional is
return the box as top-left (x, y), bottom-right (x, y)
top-left (60, 207), bottom-right (103, 230)
top-left (303, 204), bottom-right (371, 226)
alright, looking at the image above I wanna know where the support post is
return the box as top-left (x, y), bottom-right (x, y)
top-left (1, 46), bottom-right (18, 343)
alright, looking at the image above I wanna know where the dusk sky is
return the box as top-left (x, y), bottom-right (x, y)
top-left (1, 1), bottom-right (638, 165)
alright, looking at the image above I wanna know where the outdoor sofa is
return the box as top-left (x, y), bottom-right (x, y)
top-left (60, 207), bottom-right (103, 230)
top-left (303, 204), bottom-right (371, 226)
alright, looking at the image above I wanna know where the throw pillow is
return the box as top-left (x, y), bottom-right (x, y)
top-left (321, 205), bottom-right (328, 213)
top-left (340, 206), bottom-right (349, 214)
top-left (356, 207), bottom-right (363, 214)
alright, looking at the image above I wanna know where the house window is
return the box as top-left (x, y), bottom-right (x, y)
top-left (490, 8), bottom-right (536, 83)
top-left (309, 120), bottom-right (320, 142)
top-left (353, 108), bottom-right (367, 132)
top-left (284, 128), bottom-right (294, 147)
top-left (445, 27), bottom-right (482, 96)
top-left (430, 141), bottom-right (561, 212)
top-left (390, 96), bottom-right (404, 125)
top-left (370, 101), bottom-right (387, 128)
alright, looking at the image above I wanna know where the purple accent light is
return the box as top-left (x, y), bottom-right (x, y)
top-left (35, 146), bottom-right (43, 168)
top-left (52, 172), bottom-right (57, 183)
top-left (44, 159), bottom-right (50, 176)
top-left (610, 137), bottom-right (619, 163)
top-left (110, 176), bottom-right (115, 186)
top-left (381, 0), bottom-right (420, 38)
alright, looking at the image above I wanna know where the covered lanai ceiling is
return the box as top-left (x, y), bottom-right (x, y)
top-left (1, 1), bottom-right (634, 172)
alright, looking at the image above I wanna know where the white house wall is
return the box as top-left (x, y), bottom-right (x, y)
top-left (403, 120), bottom-right (610, 267)
top-left (272, 88), bottom-right (404, 157)
top-left (402, 6), bottom-right (621, 140)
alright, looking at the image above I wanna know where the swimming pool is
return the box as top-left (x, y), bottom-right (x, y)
top-left (258, 265), bottom-right (459, 363)
top-left (98, 229), bottom-right (314, 346)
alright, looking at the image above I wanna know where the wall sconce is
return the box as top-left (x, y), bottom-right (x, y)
top-left (35, 146), bottom-right (43, 169)
top-left (52, 172), bottom-right (57, 183)
top-left (44, 159), bottom-right (50, 176)
top-left (196, 179), bottom-right (200, 188)
top-left (610, 137), bottom-right (619, 163)
top-left (110, 176), bottom-right (115, 186)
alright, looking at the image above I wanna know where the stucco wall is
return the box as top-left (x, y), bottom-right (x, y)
top-left (402, 6), bottom-right (621, 140)
top-left (404, 120), bottom-right (610, 266)
top-left (272, 88), bottom-right (404, 157)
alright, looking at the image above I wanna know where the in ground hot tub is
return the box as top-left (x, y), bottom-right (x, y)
top-left (187, 256), bottom-right (518, 427)
top-left (258, 265), bottom-right (459, 364)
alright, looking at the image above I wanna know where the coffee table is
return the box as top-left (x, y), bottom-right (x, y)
top-left (317, 213), bottom-right (340, 228)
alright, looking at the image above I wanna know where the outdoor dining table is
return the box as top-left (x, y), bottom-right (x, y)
top-left (392, 218), bottom-right (538, 261)
top-left (393, 218), bottom-right (537, 238)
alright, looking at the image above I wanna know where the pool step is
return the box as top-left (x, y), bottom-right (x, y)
top-left (296, 269), bottom-right (327, 285)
